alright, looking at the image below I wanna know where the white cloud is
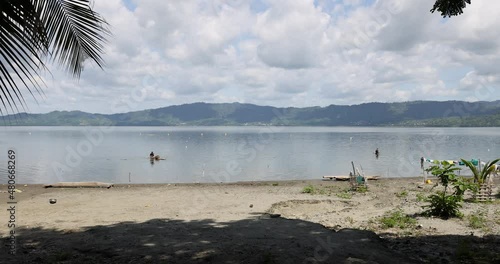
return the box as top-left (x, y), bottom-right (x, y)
top-left (13, 0), bottom-right (500, 114)
top-left (254, 0), bottom-right (330, 68)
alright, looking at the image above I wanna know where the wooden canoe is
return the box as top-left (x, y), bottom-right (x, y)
top-left (44, 182), bottom-right (114, 188)
top-left (322, 175), bottom-right (380, 181)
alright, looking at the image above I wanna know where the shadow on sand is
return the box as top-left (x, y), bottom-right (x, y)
top-left (1, 214), bottom-right (499, 263)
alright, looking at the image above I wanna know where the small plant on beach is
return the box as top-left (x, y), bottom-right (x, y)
top-left (467, 210), bottom-right (487, 229)
top-left (336, 190), bottom-right (352, 199)
top-left (396, 190), bottom-right (408, 198)
top-left (416, 193), bottom-right (426, 202)
top-left (302, 184), bottom-right (315, 194)
top-left (423, 161), bottom-right (475, 219)
top-left (355, 185), bottom-right (368, 193)
top-left (379, 209), bottom-right (417, 229)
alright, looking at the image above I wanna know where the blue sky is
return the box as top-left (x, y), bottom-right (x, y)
top-left (17, 0), bottom-right (500, 114)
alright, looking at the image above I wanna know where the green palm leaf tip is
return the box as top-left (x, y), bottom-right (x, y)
top-left (0, 0), bottom-right (110, 115)
top-left (461, 158), bottom-right (500, 184)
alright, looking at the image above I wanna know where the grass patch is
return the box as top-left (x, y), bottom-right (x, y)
top-left (354, 185), bottom-right (368, 193)
top-left (379, 210), bottom-right (417, 229)
top-left (271, 183), bottom-right (279, 186)
top-left (302, 184), bottom-right (315, 194)
top-left (396, 190), bottom-right (408, 198)
top-left (336, 190), bottom-right (352, 199)
top-left (301, 184), bottom-right (327, 195)
top-left (416, 192), bottom-right (426, 202)
top-left (467, 211), bottom-right (487, 229)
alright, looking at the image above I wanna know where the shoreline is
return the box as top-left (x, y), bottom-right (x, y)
top-left (5, 175), bottom-right (442, 187)
top-left (1, 177), bottom-right (498, 263)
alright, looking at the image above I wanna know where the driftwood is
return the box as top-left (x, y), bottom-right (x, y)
top-left (323, 175), bottom-right (380, 181)
top-left (44, 182), bottom-right (114, 189)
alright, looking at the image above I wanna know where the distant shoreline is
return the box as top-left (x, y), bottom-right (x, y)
top-left (2, 101), bottom-right (499, 127)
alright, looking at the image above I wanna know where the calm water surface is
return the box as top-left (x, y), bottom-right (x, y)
top-left (0, 126), bottom-right (499, 183)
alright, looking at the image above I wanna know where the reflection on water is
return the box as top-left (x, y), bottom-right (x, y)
top-left (0, 126), bottom-right (498, 183)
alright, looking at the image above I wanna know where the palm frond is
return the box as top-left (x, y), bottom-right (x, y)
top-left (481, 158), bottom-right (500, 182)
top-left (0, 0), bottom-right (109, 115)
top-left (461, 158), bottom-right (500, 183)
top-left (460, 159), bottom-right (479, 182)
top-left (36, 0), bottom-right (110, 77)
top-left (0, 0), bottom-right (46, 114)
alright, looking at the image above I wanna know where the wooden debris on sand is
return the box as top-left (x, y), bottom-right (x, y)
top-left (323, 175), bottom-right (380, 181)
top-left (44, 182), bottom-right (114, 189)
top-left (474, 183), bottom-right (494, 202)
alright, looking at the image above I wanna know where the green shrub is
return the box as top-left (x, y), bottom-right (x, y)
top-left (424, 191), bottom-right (463, 218)
top-left (467, 211), bottom-right (487, 229)
top-left (380, 210), bottom-right (417, 229)
top-left (302, 184), bottom-right (315, 194)
top-left (422, 161), bottom-right (475, 219)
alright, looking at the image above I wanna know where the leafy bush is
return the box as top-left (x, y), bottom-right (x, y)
top-left (423, 162), bottom-right (475, 219)
top-left (424, 191), bottom-right (463, 218)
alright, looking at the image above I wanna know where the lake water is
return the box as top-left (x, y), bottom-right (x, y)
top-left (0, 126), bottom-right (499, 184)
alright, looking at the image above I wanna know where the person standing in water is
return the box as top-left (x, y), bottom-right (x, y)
top-left (150, 151), bottom-right (155, 159)
top-left (375, 148), bottom-right (379, 159)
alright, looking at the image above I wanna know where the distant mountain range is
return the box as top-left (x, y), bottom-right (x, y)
top-left (3, 100), bottom-right (500, 126)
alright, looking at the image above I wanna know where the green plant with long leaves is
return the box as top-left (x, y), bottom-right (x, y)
top-left (460, 158), bottom-right (500, 184)
top-left (423, 161), bottom-right (475, 218)
top-left (0, 0), bottom-right (109, 115)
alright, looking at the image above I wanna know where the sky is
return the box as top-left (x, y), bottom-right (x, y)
top-left (20, 0), bottom-right (500, 114)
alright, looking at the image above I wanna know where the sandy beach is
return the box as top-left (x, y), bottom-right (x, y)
top-left (1, 177), bottom-right (499, 263)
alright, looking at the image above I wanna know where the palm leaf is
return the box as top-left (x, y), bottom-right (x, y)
top-left (0, 0), bottom-right (109, 115)
top-left (0, 0), bottom-right (46, 114)
top-left (36, 0), bottom-right (110, 77)
top-left (460, 159), bottom-right (479, 182)
top-left (481, 158), bottom-right (500, 183)
top-left (461, 158), bottom-right (500, 184)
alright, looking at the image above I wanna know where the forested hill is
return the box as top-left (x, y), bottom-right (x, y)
top-left (4, 100), bottom-right (500, 126)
